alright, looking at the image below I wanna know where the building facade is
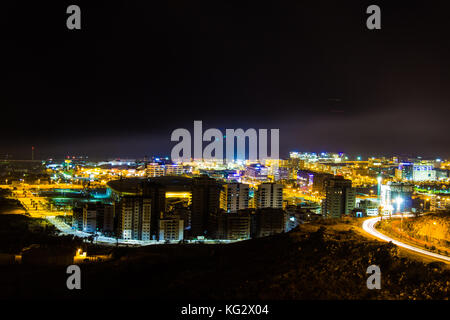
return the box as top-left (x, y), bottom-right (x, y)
top-left (191, 175), bottom-right (224, 238)
top-left (256, 183), bottom-right (283, 209)
top-left (224, 183), bottom-right (250, 213)
top-left (116, 196), bottom-right (152, 240)
top-left (159, 218), bottom-right (184, 241)
top-left (252, 208), bottom-right (286, 238)
top-left (321, 178), bottom-right (356, 218)
top-left (380, 182), bottom-right (413, 213)
top-left (217, 213), bottom-right (251, 240)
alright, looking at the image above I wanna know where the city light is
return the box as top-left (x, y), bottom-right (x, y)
top-left (1, 2), bottom-right (449, 303)
top-left (395, 197), bottom-right (403, 212)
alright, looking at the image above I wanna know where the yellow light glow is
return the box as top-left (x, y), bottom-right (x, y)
top-left (165, 192), bottom-right (191, 199)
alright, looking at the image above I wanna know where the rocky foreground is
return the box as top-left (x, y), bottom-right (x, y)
top-left (2, 219), bottom-right (448, 299)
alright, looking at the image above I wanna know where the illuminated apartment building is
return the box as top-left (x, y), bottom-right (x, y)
top-left (412, 164), bottom-right (436, 181)
top-left (224, 183), bottom-right (250, 213)
top-left (83, 203), bottom-right (97, 233)
top-left (159, 218), bottom-right (184, 241)
top-left (82, 202), bottom-right (115, 234)
top-left (256, 183), bottom-right (283, 209)
top-left (321, 178), bottom-right (356, 218)
top-left (395, 163), bottom-right (413, 180)
top-left (165, 164), bottom-right (184, 175)
top-left (116, 196), bottom-right (152, 240)
top-left (244, 164), bottom-right (269, 180)
top-left (146, 163), bottom-right (165, 177)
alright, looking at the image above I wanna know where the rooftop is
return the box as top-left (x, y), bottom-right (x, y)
top-left (107, 176), bottom-right (193, 195)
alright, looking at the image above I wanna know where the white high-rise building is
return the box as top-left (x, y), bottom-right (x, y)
top-left (256, 183), bottom-right (283, 209)
top-left (118, 197), bottom-right (152, 241)
top-left (412, 164), bottom-right (436, 181)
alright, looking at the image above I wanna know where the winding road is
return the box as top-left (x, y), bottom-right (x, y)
top-left (362, 215), bottom-right (450, 263)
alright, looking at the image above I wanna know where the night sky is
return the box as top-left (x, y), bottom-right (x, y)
top-left (3, 1), bottom-right (450, 160)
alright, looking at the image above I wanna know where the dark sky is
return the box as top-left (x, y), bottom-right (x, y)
top-left (3, 0), bottom-right (450, 160)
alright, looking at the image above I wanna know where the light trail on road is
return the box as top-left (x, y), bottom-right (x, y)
top-left (362, 216), bottom-right (450, 263)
